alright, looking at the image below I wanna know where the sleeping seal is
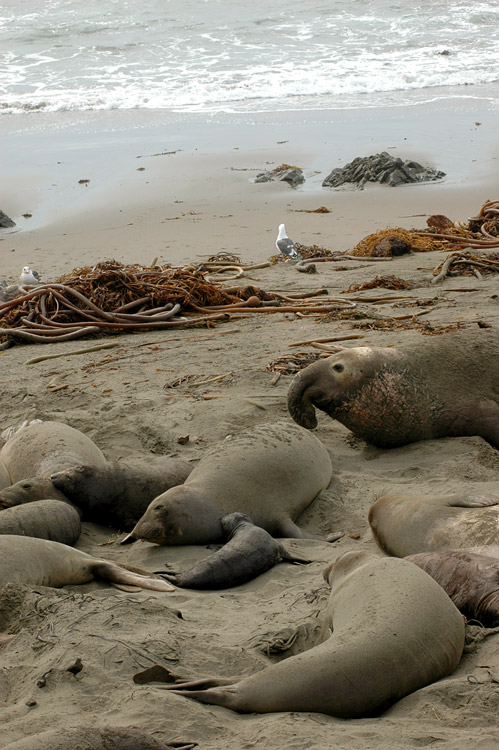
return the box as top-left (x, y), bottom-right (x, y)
top-left (50, 455), bottom-right (193, 530)
top-left (158, 513), bottom-right (314, 589)
top-left (0, 498), bottom-right (81, 545)
top-left (287, 330), bottom-right (499, 448)
top-left (406, 550), bottom-right (499, 627)
top-left (123, 420), bottom-right (334, 545)
top-left (0, 420), bottom-right (107, 482)
top-left (0, 535), bottom-right (174, 591)
top-left (158, 550), bottom-right (464, 717)
top-left (369, 491), bottom-right (499, 558)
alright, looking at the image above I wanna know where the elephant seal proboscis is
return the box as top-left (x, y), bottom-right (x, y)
top-left (369, 492), bottom-right (499, 558)
top-left (406, 550), bottom-right (499, 627)
top-left (0, 420), bottom-right (107, 482)
top-left (2, 727), bottom-right (196, 750)
top-left (155, 551), bottom-right (464, 717)
top-left (50, 455), bottom-right (193, 530)
top-left (123, 420), bottom-right (334, 546)
top-left (287, 330), bottom-right (499, 448)
top-left (0, 535), bottom-right (174, 591)
top-left (0, 499), bottom-right (81, 545)
top-left (158, 513), bottom-right (314, 589)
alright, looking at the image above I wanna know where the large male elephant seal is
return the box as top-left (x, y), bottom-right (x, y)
top-left (287, 330), bottom-right (499, 448)
top-left (0, 535), bottom-right (174, 591)
top-left (0, 420), bottom-right (106, 483)
top-left (406, 550), bottom-right (499, 627)
top-left (369, 491), bottom-right (499, 558)
top-left (2, 727), bottom-right (195, 750)
top-left (123, 420), bottom-right (333, 546)
top-left (0, 498), bottom-right (81, 545)
top-left (50, 455), bottom-right (193, 530)
top-left (158, 513), bottom-right (313, 589)
top-left (158, 551), bottom-right (464, 717)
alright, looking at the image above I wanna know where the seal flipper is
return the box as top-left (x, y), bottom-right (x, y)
top-left (448, 495), bottom-right (499, 508)
top-left (277, 544), bottom-right (312, 565)
top-left (90, 561), bottom-right (175, 592)
top-left (276, 518), bottom-right (345, 544)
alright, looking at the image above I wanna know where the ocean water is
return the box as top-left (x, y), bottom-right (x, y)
top-left (1, 0), bottom-right (498, 115)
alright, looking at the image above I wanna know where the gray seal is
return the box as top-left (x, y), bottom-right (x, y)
top-left (123, 421), bottom-right (334, 546)
top-left (50, 455), bottom-right (193, 530)
top-left (0, 498), bottom-right (81, 545)
top-left (287, 330), bottom-right (499, 448)
top-left (157, 550), bottom-right (464, 717)
top-left (369, 491), bottom-right (499, 558)
top-left (0, 535), bottom-right (174, 592)
top-left (158, 512), bottom-right (313, 589)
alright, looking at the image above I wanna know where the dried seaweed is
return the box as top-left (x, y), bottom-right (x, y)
top-left (265, 352), bottom-right (324, 375)
top-left (344, 275), bottom-right (418, 292)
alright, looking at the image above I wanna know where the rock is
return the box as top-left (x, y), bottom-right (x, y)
top-left (0, 210), bottom-right (15, 228)
top-left (427, 214), bottom-right (454, 231)
top-left (372, 236), bottom-right (412, 258)
top-left (322, 152), bottom-right (445, 190)
top-left (255, 165), bottom-right (305, 188)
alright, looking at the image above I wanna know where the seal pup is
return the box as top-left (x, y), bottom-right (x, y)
top-left (158, 513), bottom-right (314, 589)
top-left (0, 498), bottom-right (81, 545)
top-left (0, 535), bottom-right (174, 591)
top-left (2, 727), bottom-right (196, 750)
top-left (369, 491), bottom-right (499, 558)
top-left (405, 550), bottom-right (499, 627)
top-left (287, 329), bottom-right (499, 448)
top-left (123, 420), bottom-right (334, 546)
top-left (51, 455), bottom-right (193, 530)
top-left (0, 420), bottom-right (107, 484)
top-left (158, 551), bottom-right (464, 717)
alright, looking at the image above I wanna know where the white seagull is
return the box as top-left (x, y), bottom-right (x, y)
top-left (20, 266), bottom-right (41, 285)
top-left (276, 223), bottom-right (300, 260)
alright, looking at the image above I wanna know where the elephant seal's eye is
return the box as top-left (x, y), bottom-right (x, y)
top-left (333, 363), bottom-right (344, 373)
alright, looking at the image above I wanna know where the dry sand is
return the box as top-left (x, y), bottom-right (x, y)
top-left (0, 97), bottom-right (498, 748)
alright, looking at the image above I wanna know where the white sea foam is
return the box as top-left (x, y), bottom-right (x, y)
top-left (1, 0), bottom-right (498, 114)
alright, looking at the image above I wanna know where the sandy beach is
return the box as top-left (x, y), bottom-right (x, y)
top-left (1, 95), bottom-right (498, 749)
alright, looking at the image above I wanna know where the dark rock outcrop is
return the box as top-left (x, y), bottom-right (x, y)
top-left (255, 165), bottom-right (305, 188)
top-left (322, 152), bottom-right (445, 189)
top-left (0, 209), bottom-right (15, 228)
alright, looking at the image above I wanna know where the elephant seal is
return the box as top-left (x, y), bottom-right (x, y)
top-left (123, 420), bottom-right (334, 546)
top-left (158, 513), bottom-right (314, 589)
top-left (0, 458), bottom-right (10, 490)
top-left (2, 727), bottom-right (195, 750)
top-left (0, 478), bottom-right (70, 510)
top-left (51, 455), bottom-right (193, 530)
top-left (0, 420), bottom-right (106, 483)
top-left (0, 535), bottom-right (174, 591)
top-left (287, 330), bottom-right (499, 448)
top-left (369, 491), bottom-right (499, 558)
top-left (406, 550), bottom-right (499, 627)
top-left (0, 498), bottom-right (81, 545)
top-left (159, 550), bottom-right (464, 717)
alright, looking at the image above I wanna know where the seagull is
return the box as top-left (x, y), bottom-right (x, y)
top-left (19, 266), bottom-right (41, 285)
top-left (276, 224), bottom-right (301, 260)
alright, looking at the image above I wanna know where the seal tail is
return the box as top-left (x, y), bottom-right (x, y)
top-left (91, 561), bottom-right (175, 592)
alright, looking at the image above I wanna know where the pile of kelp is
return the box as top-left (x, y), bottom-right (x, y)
top-left (352, 199), bottom-right (499, 257)
top-left (0, 260), bottom-right (354, 346)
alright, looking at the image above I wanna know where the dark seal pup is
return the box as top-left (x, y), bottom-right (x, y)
top-left (287, 330), bottom-right (499, 448)
top-left (156, 551), bottom-right (464, 717)
top-left (124, 420), bottom-right (334, 546)
top-left (406, 550), bottom-right (499, 627)
top-left (51, 455), bottom-right (193, 530)
top-left (369, 491), bottom-right (499, 558)
top-left (158, 513), bottom-right (313, 589)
